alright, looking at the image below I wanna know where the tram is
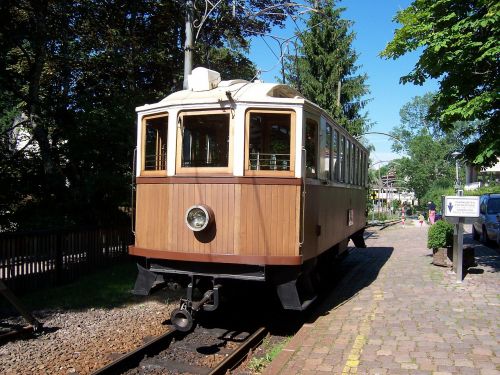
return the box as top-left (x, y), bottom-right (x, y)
top-left (130, 67), bottom-right (368, 331)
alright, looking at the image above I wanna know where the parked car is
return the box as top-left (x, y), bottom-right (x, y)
top-left (472, 193), bottom-right (500, 245)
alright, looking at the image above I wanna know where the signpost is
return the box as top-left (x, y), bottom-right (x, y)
top-left (370, 191), bottom-right (377, 223)
top-left (442, 195), bottom-right (480, 283)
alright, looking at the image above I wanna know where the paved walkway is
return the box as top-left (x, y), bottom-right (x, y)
top-left (264, 224), bottom-right (500, 375)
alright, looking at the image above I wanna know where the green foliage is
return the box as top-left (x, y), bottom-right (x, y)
top-left (420, 187), bottom-right (455, 213)
top-left (282, 0), bottom-right (371, 135)
top-left (381, 0), bottom-right (500, 166)
top-left (248, 336), bottom-right (291, 373)
top-left (464, 185), bottom-right (500, 195)
top-left (427, 220), bottom-right (454, 249)
top-left (0, 1), bottom-right (290, 230)
top-left (0, 262), bottom-right (138, 311)
top-left (388, 94), bottom-right (463, 200)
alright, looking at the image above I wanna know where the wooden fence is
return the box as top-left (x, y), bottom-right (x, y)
top-left (0, 227), bottom-right (134, 294)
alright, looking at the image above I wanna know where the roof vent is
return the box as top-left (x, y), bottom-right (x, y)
top-left (187, 67), bottom-right (221, 91)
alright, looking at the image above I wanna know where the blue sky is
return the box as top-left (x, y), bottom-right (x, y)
top-left (248, 0), bottom-right (438, 168)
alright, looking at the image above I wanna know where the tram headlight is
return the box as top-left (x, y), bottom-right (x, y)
top-left (185, 205), bottom-right (213, 232)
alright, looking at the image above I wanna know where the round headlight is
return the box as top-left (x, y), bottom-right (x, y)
top-left (185, 205), bottom-right (213, 232)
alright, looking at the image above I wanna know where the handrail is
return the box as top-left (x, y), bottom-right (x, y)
top-left (131, 148), bottom-right (137, 235)
top-left (299, 147), bottom-right (306, 247)
top-left (248, 152), bottom-right (290, 171)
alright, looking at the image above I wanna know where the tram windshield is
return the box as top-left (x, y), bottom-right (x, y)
top-left (179, 113), bottom-right (230, 168)
top-left (248, 112), bottom-right (292, 171)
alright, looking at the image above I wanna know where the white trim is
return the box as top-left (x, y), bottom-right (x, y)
top-left (233, 106), bottom-right (245, 176)
top-left (167, 109), bottom-right (178, 176)
top-left (295, 109), bottom-right (303, 178)
top-left (136, 113), bottom-right (142, 177)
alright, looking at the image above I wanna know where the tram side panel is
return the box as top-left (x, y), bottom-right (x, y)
top-left (301, 184), bottom-right (366, 262)
top-left (132, 180), bottom-right (301, 263)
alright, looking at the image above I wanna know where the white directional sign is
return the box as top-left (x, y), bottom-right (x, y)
top-left (444, 196), bottom-right (480, 218)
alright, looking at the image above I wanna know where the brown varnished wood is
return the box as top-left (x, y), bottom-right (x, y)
top-left (134, 182), bottom-right (301, 260)
top-left (136, 176), bottom-right (301, 185)
top-left (301, 183), bottom-right (366, 261)
top-left (129, 246), bottom-right (302, 266)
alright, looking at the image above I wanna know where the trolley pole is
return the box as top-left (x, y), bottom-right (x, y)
top-left (183, 0), bottom-right (194, 90)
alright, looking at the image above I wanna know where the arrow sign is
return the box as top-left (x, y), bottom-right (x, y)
top-left (443, 196), bottom-right (479, 218)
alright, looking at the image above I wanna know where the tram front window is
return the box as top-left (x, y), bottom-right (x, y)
top-left (179, 112), bottom-right (229, 168)
top-left (247, 112), bottom-right (292, 171)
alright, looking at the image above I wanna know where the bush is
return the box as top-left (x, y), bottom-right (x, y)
top-left (427, 220), bottom-right (454, 249)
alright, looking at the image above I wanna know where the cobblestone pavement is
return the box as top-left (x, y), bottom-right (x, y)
top-left (264, 224), bottom-right (500, 375)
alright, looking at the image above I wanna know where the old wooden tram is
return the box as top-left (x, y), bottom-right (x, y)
top-left (130, 68), bottom-right (368, 331)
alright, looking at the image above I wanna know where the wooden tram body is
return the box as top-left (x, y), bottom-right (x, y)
top-left (130, 68), bottom-right (368, 329)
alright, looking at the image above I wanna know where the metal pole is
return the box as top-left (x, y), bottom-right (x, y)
top-left (372, 198), bottom-right (375, 223)
top-left (456, 218), bottom-right (464, 283)
top-left (183, 0), bottom-right (194, 90)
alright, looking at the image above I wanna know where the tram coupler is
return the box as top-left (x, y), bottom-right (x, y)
top-left (170, 278), bottom-right (221, 332)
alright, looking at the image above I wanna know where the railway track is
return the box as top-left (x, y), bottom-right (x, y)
top-left (90, 228), bottom-right (380, 375)
top-left (92, 324), bottom-right (267, 375)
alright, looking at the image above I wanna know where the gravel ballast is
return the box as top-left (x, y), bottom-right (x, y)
top-left (0, 296), bottom-right (178, 375)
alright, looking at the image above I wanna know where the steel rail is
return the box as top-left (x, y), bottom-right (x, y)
top-left (209, 326), bottom-right (268, 375)
top-left (0, 325), bottom-right (36, 345)
top-left (91, 325), bottom-right (267, 375)
top-left (90, 329), bottom-right (183, 375)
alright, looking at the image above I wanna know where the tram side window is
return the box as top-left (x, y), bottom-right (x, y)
top-left (361, 152), bottom-right (365, 186)
top-left (345, 139), bottom-right (351, 184)
top-left (319, 122), bottom-right (332, 180)
top-left (247, 112), bottom-right (292, 172)
top-left (305, 119), bottom-right (318, 178)
top-left (339, 135), bottom-right (345, 182)
top-left (350, 142), bottom-right (355, 184)
top-left (332, 129), bottom-right (339, 182)
top-left (143, 114), bottom-right (168, 171)
top-left (179, 112), bottom-right (229, 168)
top-left (360, 152), bottom-right (363, 186)
top-left (354, 146), bottom-right (359, 185)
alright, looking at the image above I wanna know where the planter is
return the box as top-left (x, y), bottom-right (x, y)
top-left (432, 246), bottom-right (452, 267)
top-left (432, 246), bottom-right (476, 269)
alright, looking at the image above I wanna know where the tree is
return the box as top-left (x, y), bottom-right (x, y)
top-left (389, 94), bottom-right (461, 200)
top-left (0, 0), bottom-right (291, 230)
top-left (381, 0), bottom-right (499, 166)
top-left (283, 0), bottom-right (370, 135)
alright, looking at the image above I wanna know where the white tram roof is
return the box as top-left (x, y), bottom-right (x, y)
top-left (136, 67), bottom-right (307, 112)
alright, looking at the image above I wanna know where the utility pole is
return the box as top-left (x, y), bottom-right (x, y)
top-left (183, 0), bottom-right (194, 90)
top-left (336, 80), bottom-right (341, 108)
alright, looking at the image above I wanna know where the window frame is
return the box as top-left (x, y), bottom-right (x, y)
top-left (175, 109), bottom-right (233, 175)
top-left (319, 122), bottom-right (332, 181)
top-left (305, 117), bottom-right (319, 179)
top-left (331, 129), bottom-right (339, 182)
top-left (339, 135), bottom-right (345, 183)
top-left (244, 109), bottom-right (296, 177)
top-left (141, 112), bottom-right (169, 176)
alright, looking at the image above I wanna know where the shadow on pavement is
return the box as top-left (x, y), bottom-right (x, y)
top-left (307, 246), bottom-right (393, 323)
top-left (464, 233), bottom-right (499, 273)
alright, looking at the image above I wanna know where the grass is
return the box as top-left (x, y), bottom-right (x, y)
top-left (248, 336), bottom-right (291, 373)
top-left (1, 261), bottom-right (141, 313)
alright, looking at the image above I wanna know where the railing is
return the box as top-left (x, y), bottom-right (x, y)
top-left (249, 153), bottom-right (290, 171)
top-left (0, 227), bottom-right (133, 294)
top-left (144, 152), bottom-right (166, 170)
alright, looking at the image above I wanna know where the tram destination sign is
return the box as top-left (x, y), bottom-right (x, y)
top-left (444, 196), bottom-right (480, 218)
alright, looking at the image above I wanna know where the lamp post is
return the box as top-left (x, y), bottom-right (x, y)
top-left (451, 152), bottom-right (462, 195)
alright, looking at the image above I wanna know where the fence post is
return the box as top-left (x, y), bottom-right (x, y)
top-left (55, 232), bottom-right (62, 285)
